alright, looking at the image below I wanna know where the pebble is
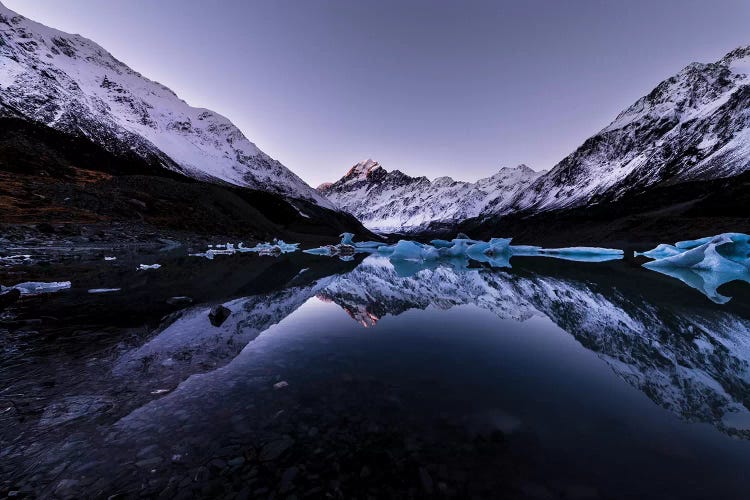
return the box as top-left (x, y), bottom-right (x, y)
top-left (279, 466), bottom-right (298, 493)
top-left (260, 437), bottom-right (294, 461)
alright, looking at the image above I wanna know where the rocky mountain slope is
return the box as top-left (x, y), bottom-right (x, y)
top-left (319, 159), bottom-right (543, 232)
top-left (0, 1), bottom-right (331, 208)
top-left (322, 46), bottom-right (750, 240)
top-left (505, 45), bottom-right (750, 214)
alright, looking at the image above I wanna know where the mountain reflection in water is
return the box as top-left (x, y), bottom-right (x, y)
top-left (2, 252), bottom-right (750, 499)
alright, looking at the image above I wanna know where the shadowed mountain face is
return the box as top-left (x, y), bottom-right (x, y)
top-left (0, 2), bottom-right (331, 207)
top-left (0, 2), bottom-right (378, 241)
top-left (0, 117), bottom-right (370, 241)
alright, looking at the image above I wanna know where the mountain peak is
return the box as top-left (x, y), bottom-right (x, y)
top-left (343, 159), bottom-right (383, 181)
top-left (320, 159), bottom-right (542, 232)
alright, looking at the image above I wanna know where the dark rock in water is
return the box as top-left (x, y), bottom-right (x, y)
top-left (456, 233), bottom-right (472, 240)
top-left (166, 296), bottom-right (193, 307)
top-left (208, 305), bottom-right (231, 327)
top-left (337, 244), bottom-right (356, 256)
top-left (0, 288), bottom-right (21, 310)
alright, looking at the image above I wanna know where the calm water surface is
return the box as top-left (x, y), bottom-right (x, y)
top-left (1, 249), bottom-right (750, 499)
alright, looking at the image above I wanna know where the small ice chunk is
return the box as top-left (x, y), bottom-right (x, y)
top-left (3, 281), bottom-right (71, 295)
top-left (137, 264), bottom-right (161, 270)
top-left (104, 256), bottom-right (117, 261)
top-left (276, 240), bottom-right (300, 253)
top-left (389, 241), bottom-right (428, 261)
top-left (0, 255), bottom-right (32, 265)
top-left (88, 288), bottom-right (121, 294)
top-left (340, 233), bottom-right (355, 245)
top-left (634, 244), bottom-right (681, 259)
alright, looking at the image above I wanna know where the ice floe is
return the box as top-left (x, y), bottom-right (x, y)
top-left (1, 281), bottom-right (71, 295)
top-left (638, 233), bottom-right (750, 303)
top-left (0, 254), bottom-right (32, 265)
top-left (88, 288), bottom-right (121, 294)
top-left (137, 264), bottom-right (162, 270)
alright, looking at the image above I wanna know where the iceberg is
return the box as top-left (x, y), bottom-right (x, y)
top-left (388, 240), bottom-right (438, 261)
top-left (640, 233), bottom-right (750, 303)
top-left (340, 233), bottom-right (355, 245)
top-left (538, 247), bottom-right (624, 262)
top-left (508, 245), bottom-right (623, 262)
top-left (644, 234), bottom-right (749, 273)
top-left (104, 256), bottom-right (117, 261)
top-left (88, 288), bottom-right (121, 294)
top-left (2, 281), bottom-right (71, 295)
top-left (466, 238), bottom-right (512, 261)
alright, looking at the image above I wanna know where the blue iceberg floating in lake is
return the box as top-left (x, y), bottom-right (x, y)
top-left (640, 233), bottom-right (750, 303)
top-left (536, 246), bottom-right (624, 262)
top-left (643, 233), bottom-right (749, 273)
top-left (389, 240), bottom-right (439, 261)
top-left (507, 245), bottom-right (623, 262)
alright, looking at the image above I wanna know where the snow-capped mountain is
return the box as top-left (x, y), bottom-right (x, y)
top-left (0, 2), bottom-right (332, 207)
top-left (321, 47), bottom-right (750, 234)
top-left (504, 45), bottom-right (750, 214)
top-left (319, 159), bottom-right (544, 232)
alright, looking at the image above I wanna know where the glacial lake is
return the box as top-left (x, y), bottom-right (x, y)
top-left (2, 248), bottom-right (750, 499)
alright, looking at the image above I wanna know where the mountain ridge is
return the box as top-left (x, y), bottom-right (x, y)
top-left (0, 1), bottom-right (333, 208)
top-left (321, 45), bottom-right (750, 237)
top-left (319, 159), bottom-right (544, 232)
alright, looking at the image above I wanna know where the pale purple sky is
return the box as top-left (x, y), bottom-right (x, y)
top-left (6, 0), bottom-right (750, 186)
